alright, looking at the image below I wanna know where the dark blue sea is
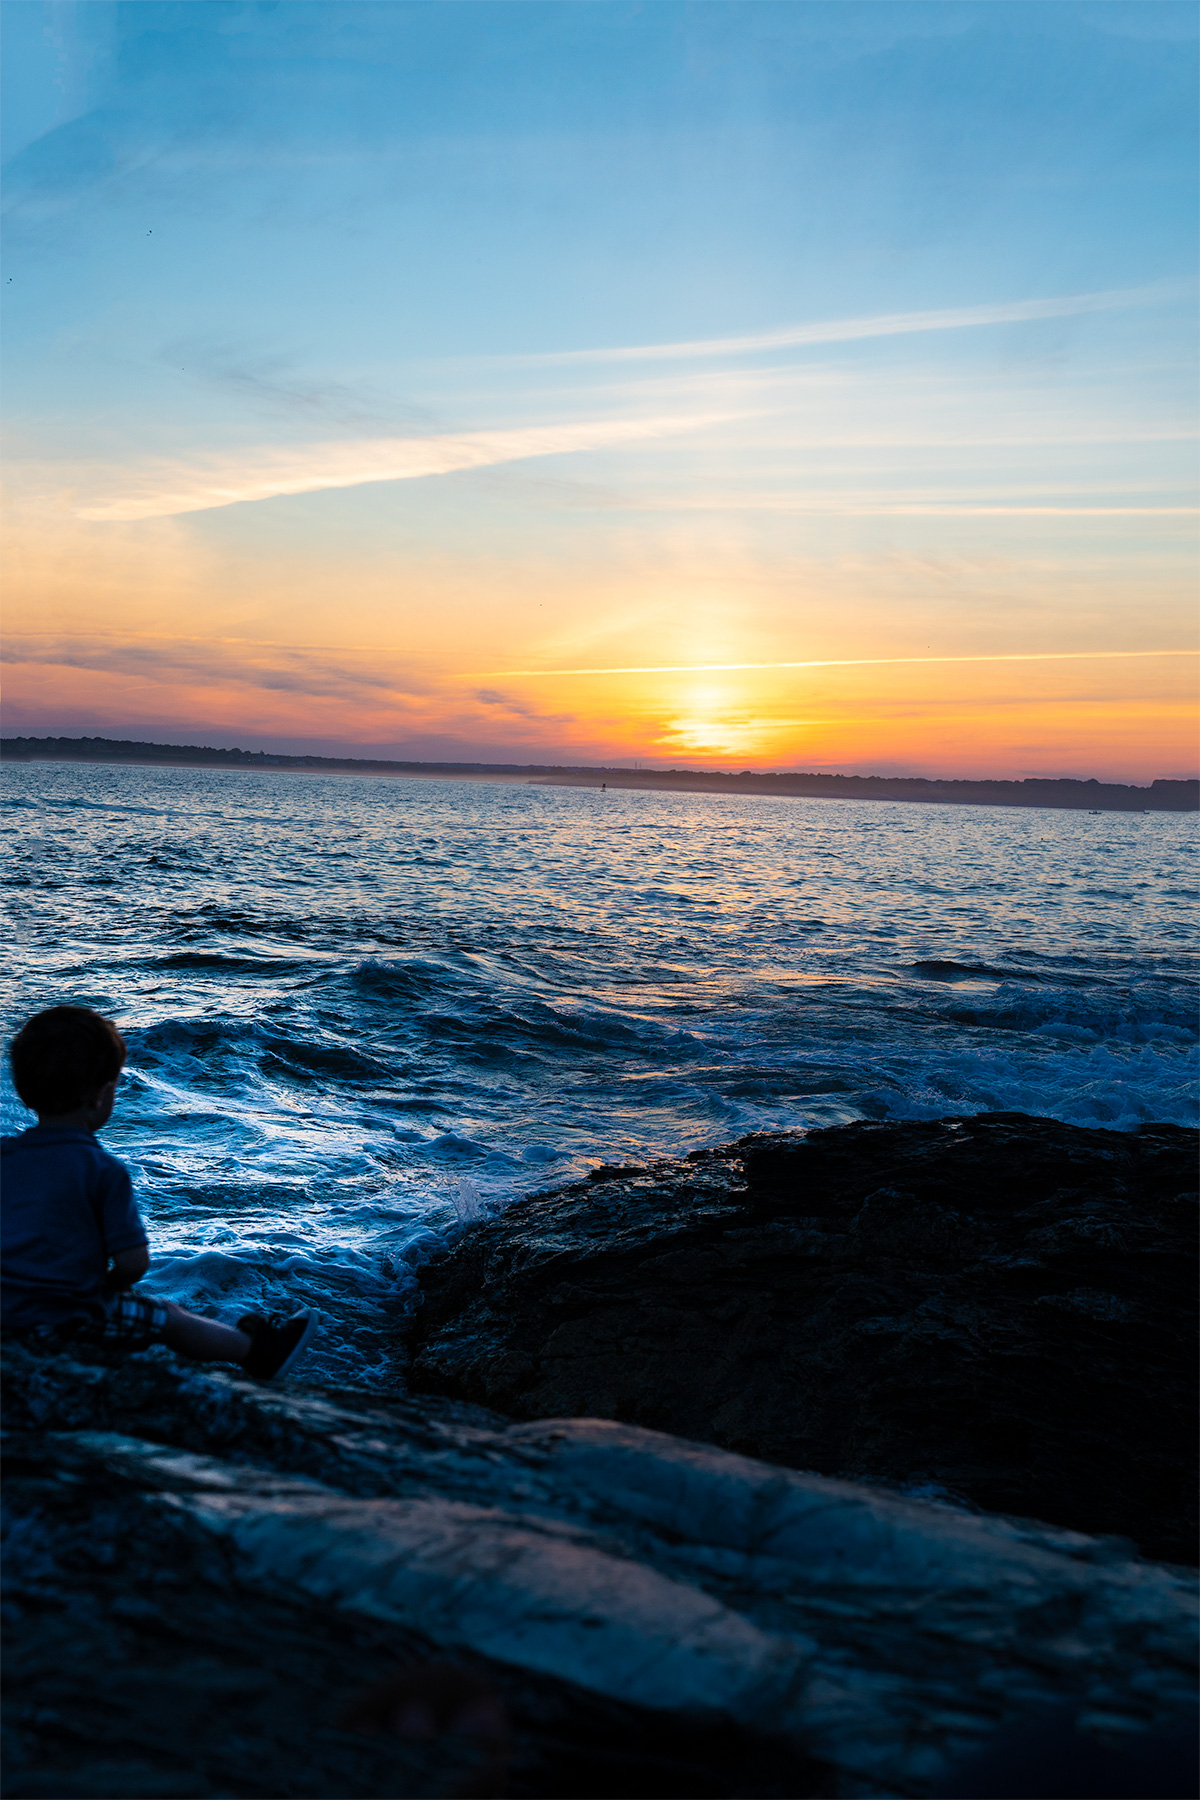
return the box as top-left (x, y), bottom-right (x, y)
top-left (3, 760), bottom-right (1196, 1384)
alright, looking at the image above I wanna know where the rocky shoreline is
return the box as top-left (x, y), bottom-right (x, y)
top-left (4, 1114), bottom-right (1197, 1799)
top-left (413, 1114), bottom-right (1198, 1564)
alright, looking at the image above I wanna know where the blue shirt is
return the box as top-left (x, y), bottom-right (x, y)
top-left (1, 1127), bottom-right (148, 1329)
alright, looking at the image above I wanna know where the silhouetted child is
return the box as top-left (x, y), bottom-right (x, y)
top-left (1, 1005), bottom-right (315, 1380)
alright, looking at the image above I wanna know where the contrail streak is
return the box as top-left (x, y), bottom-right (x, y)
top-left (473, 649), bottom-right (1199, 679)
top-left (73, 411), bottom-right (737, 522)
top-left (497, 283), bottom-right (1178, 367)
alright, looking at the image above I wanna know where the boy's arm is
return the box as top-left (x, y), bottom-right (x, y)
top-left (96, 1156), bottom-right (151, 1290)
top-left (108, 1245), bottom-right (150, 1288)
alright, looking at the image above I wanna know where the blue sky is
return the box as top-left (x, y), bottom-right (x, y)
top-left (3, 1), bottom-right (1196, 776)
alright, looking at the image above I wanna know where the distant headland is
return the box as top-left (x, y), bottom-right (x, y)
top-left (2, 734), bottom-right (1196, 812)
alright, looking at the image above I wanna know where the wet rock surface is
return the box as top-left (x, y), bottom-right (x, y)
top-left (2, 1351), bottom-right (819, 1800)
top-left (411, 1114), bottom-right (1198, 1563)
top-left (4, 1345), bottom-right (1197, 1799)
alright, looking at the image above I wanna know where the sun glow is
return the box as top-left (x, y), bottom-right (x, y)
top-left (651, 684), bottom-right (780, 758)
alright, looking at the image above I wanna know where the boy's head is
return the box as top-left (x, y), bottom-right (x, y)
top-left (9, 1006), bottom-right (126, 1123)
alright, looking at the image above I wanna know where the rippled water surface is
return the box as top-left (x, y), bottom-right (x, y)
top-left (3, 761), bottom-right (1196, 1384)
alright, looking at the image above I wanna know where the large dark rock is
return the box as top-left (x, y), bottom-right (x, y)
top-left (3, 1346), bottom-right (1196, 1800)
top-left (0, 1350), bottom-right (821, 1800)
top-left (410, 1114), bottom-right (1198, 1563)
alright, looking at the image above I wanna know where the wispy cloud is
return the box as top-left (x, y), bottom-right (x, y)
top-left (163, 336), bottom-right (438, 433)
top-left (1, 630), bottom-right (437, 702)
top-left (475, 649), bottom-right (1199, 678)
top-left (74, 411), bottom-right (739, 522)
top-left (604, 492), bottom-right (1196, 518)
top-left (474, 687), bottom-right (577, 726)
top-left (497, 284), bottom-right (1178, 367)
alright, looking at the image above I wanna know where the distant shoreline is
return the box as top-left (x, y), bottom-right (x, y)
top-left (2, 735), bottom-right (1196, 812)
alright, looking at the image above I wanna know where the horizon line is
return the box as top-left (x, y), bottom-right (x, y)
top-left (1, 733), bottom-right (1195, 789)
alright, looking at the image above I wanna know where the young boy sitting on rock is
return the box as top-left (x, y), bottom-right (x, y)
top-left (1, 1005), bottom-right (315, 1381)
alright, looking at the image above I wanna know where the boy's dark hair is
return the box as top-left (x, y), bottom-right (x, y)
top-left (9, 1006), bottom-right (126, 1117)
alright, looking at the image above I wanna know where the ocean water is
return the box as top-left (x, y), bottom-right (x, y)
top-left (2, 758), bottom-right (1196, 1386)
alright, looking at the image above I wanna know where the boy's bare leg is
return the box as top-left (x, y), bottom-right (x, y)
top-left (160, 1300), bottom-right (252, 1363)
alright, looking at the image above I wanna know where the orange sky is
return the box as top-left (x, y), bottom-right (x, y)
top-left (4, 467), bottom-right (1197, 780)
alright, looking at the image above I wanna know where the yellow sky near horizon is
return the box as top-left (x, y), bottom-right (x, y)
top-left (4, 293), bottom-right (1196, 783)
top-left (5, 468), bottom-right (1196, 780)
top-left (6, 310), bottom-right (1196, 783)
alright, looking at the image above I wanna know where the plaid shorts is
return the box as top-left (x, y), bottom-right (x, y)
top-left (9, 1291), bottom-right (171, 1355)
